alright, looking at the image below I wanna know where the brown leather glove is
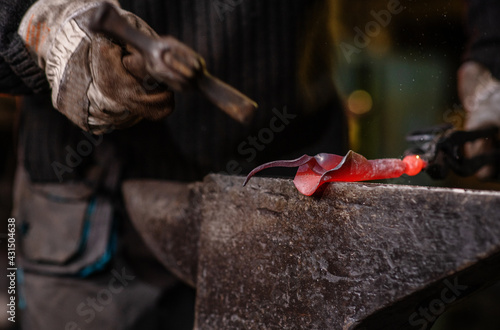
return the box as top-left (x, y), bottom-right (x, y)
top-left (19, 1), bottom-right (173, 134)
top-left (458, 61), bottom-right (500, 179)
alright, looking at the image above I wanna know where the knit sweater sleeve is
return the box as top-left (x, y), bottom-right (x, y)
top-left (0, 0), bottom-right (50, 94)
top-left (465, 0), bottom-right (500, 80)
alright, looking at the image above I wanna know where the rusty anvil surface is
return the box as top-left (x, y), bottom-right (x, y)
top-left (122, 174), bottom-right (500, 329)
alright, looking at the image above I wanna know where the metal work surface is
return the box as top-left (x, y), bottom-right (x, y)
top-left (123, 175), bottom-right (500, 329)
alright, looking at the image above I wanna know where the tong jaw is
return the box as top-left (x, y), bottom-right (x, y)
top-left (406, 124), bottom-right (500, 180)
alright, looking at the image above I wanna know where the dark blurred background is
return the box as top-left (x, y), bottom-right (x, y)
top-left (1, 0), bottom-right (499, 329)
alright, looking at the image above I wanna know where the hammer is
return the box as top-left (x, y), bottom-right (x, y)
top-left (89, 3), bottom-right (257, 125)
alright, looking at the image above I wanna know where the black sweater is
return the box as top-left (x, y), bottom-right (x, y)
top-left (0, 0), bottom-right (49, 93)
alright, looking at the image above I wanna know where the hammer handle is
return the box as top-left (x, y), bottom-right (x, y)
top-left (89, 3), bottom-right (257, 124)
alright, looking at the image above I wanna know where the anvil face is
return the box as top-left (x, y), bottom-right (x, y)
top-left (123, 175), bottom-right (500, 329)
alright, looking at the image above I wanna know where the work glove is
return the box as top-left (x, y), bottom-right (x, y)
top-left (18, 0), bottom-right (174, 134)
top-left (458, 61), bottom-right (500, 180)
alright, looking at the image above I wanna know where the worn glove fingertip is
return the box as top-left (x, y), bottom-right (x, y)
top-left (122, 51), bottom-right (148, 79)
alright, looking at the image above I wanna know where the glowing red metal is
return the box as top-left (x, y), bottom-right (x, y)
top-left (243, 151), bottom-right (427, 196)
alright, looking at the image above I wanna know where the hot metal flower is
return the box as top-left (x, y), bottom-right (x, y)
top-left (243, 151), bottom-right (426, 196)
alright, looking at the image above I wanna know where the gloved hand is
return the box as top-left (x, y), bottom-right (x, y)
top-left (18, 0), bottom-right (174, 134)
top-left (458, 61), bottom-right (500, 179)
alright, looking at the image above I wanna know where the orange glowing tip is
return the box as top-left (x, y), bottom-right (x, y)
top-left (402, 154), bottom-right (427, 176)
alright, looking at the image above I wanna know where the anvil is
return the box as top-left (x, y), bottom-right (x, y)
top-left (123, 175), bottom-right (500, 329)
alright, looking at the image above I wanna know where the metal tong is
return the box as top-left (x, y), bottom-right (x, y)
top-left (89, 3), bottom-right (257, 124)
top-left (405, 124), bottom-right (500, 180)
